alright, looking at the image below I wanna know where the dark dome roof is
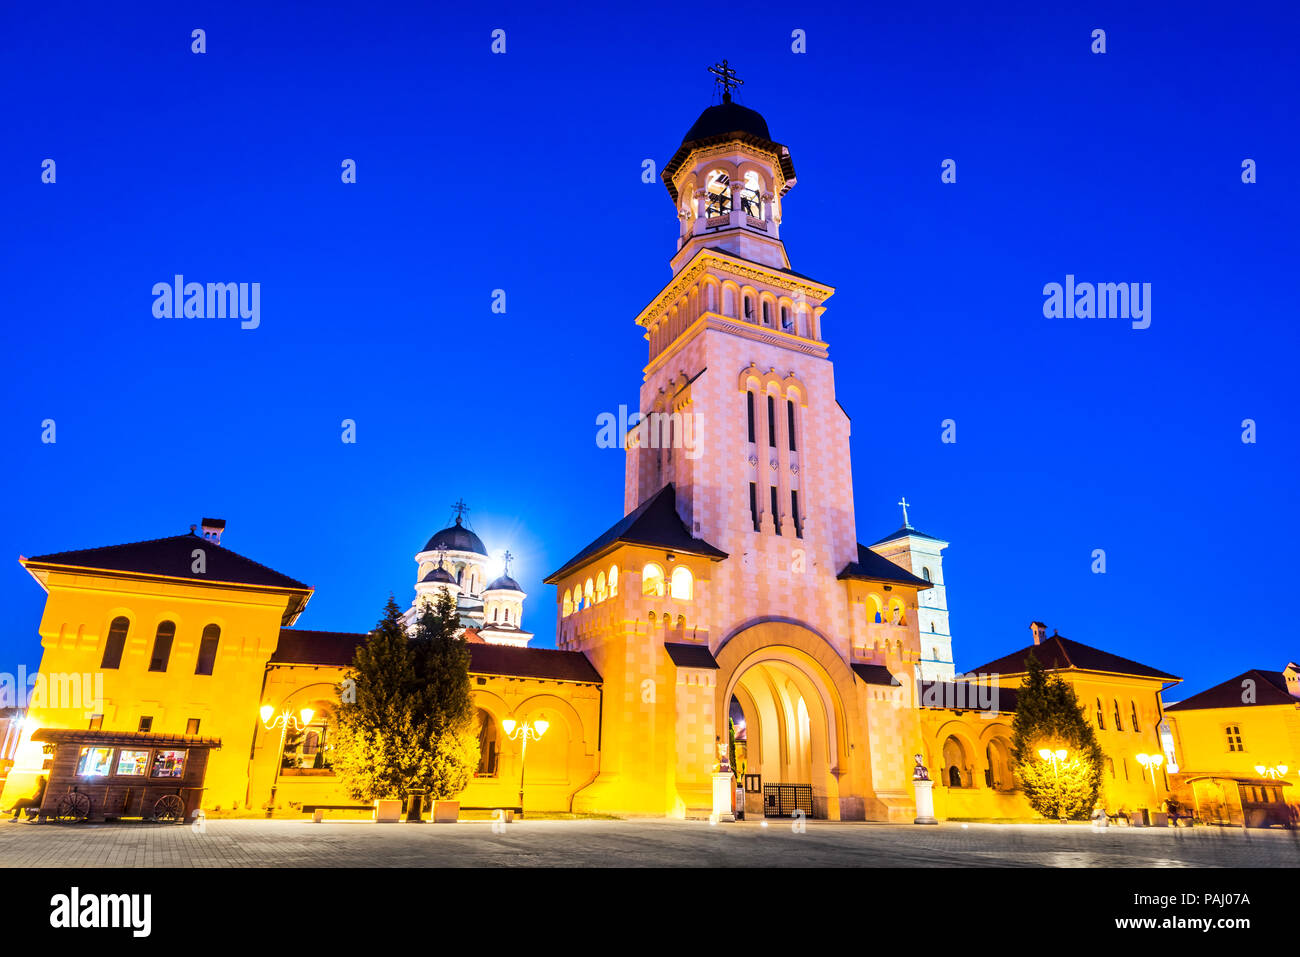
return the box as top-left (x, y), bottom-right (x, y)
top-left (421, 566), bottom-right (457, 585)
top-left (422, 518), bottom-right (487, 556)
top-left (662, 98), bottom-right (795, 203)
top-left (485, 574), bottom-right (522, 593)
top-left (681, 100), bottom-right (772, 144)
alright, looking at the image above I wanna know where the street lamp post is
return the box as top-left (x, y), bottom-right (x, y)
top-left (260, 704), bottom-right (314, 818)
top-left (1038, 748), bottom-right (1068, 821)
top-left (1136, 752), bottom-right (1165, 825)
top-left (502, 717), bottom-right (548, 817)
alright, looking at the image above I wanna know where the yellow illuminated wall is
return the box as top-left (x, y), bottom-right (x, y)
top-left (920, 669), bottom-right (1176, 820)
top-left (0, 562), bottom-right (305, 813)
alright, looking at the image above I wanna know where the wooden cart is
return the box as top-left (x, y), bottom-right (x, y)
top-left (30, 728), bottom-right (221, 824)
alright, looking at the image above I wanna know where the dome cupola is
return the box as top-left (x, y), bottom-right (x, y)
top-left (661, 61), bottom-right (797, 275)
top-left (422, 515), bottom-right (487, 557)
top-left (479, 550), bottom-right (531, 646)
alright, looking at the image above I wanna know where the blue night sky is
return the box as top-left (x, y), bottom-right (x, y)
top-left (1, 2), bottom-right (1296, 700)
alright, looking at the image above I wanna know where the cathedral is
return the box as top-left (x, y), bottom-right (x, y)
top-left (2, 75), bottom-right (1221, 825)
top-left (404, 504), bottom-right (534, 648)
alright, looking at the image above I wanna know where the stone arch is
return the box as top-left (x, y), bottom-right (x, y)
top-left (932, 719), bottom-right (980, 788)
top-left (721, 280), bottom-right (740, 318)
top-left (781, 373), bottom-right (809, 406)
top-left (471, 688), bottom-right (511, 725)
top-left (714, 620), bottom-right (860, 819)
top-left (792, 300), bottom-right (813, 338)
top-left (700, 275), bottom-right (721, 314)
top-left (983, 734), bottom-right (1015, 791)
top-left (510, 693), bottom-right (589, 789)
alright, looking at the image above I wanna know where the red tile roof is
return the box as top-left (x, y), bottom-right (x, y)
top-left (469, 644), bottom-right (601, 684)
top-left (271, 629), bottom-right (366, 667)
top-left (1166, 670), bottom-right (1294, 711)
top-left (969, 634), bottom-right (1178, 682)
top-left (270, 629), bottom-right (602, 684)
top-left (26, 533), bottom-right (310, 590)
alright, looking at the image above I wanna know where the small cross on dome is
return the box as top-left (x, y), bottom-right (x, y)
top-left (898, 496), bottom-right (912, 528)
top-left (501, 549), bottom-right (514, 576)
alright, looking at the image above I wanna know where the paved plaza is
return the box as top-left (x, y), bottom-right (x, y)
top-left (2, 817), bottom-right (1298, 867)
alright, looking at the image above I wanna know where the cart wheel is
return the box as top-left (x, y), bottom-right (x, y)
top-left (153, 794), bottom-right (184, 823)
top-left (56, 792), bottom-right (91, 823)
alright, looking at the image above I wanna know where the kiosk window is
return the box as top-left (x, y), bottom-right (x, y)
top-left (151, 749), bottom-right (187, 778)
top-left (116, 750), bottom-right (150, 776)
top-left (76, 747), bottom-right (114, 777)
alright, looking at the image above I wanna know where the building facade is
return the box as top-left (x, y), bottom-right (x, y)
top-left (1164, 664), bottom-right (1299, 826)
top-left (5, 88), bottom-right (1265, 828)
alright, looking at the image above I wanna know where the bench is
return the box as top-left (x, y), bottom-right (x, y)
top-left (302, 804), bottom-right (373, 823)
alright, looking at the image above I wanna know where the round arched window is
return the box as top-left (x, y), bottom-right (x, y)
top-left (670, 566), bottom-right (694, 601)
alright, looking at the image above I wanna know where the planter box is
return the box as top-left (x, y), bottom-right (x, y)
top-left (373, 799), bottom-right (402, 823)
top-left (433, 800), bottom-right (460, 823)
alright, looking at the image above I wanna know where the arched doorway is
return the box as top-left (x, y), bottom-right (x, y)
top-left (942, 735), bottom-right (969, 788)
top-left (984, 736), bottom-right (1013, 791)
top-left (715, 622), bottom-right (855, 820)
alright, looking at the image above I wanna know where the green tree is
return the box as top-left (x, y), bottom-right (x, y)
top-left (409, 589), bottom-right (478, 799)
top-left (331, 592), bottom-right (477, 804)
top-left (1010, 653), bottom-right (1105, 819)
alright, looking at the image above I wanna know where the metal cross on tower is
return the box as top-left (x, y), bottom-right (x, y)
top-left (898, 496), bottom-right (912, 527)
top-left (501, 549), bottom-right (514, 576)
top-left (709, 59), bottom-right (743, 103)
top-left (450, 498), bottom-right (470, 524)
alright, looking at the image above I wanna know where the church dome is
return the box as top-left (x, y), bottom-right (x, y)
top-left (681, 101), bottom-right (772, 145)
top-left (421, 565), bottom-right (457, 585)
top-left (484, 574), bottom-right (522, 593)
top-left (662, 93), bottom-right (795, 203)
top-left (422, 517), bottom-right (487, 556)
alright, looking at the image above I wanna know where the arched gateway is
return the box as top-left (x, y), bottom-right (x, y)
top-left (715, 621), bottom-right (861, 820)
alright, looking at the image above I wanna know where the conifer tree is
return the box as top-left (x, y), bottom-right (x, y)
top-left (331, 592), bottom-right (476, 803)
top-left (1010, 653), bottom-right (1105, 819)
top-left (410, 589), bottom-right (478, 799)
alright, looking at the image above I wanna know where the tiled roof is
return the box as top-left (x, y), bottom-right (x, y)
top-left (32, 728), bottom-right (222, 748)
top-left (665, 642), bottom-right (719, 669)
top-left (270, 629), bottom-right (602, 684)
top-left (918, 681), bottom-right (1019, 713)
top-left (969, 634), bottom-right (1179, 682)
top-left (271, 629), bottom-right (366, 667)
top-left (468, 644), bottom-right (601, 684)
top-left (837, 544), bottom-right (932, 588)
top-left (25, 533), bottom-right (310, 591)
top-left (1166, 670), bottom-right (1295, 712)
top-left (868, 524), bottom-right (948, 547)
top-left (851, 663), bottom-right (901, 686)
top-left (545, 484), bottom-right (727, 583)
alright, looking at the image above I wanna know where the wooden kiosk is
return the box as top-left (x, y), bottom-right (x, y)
top-left (31, 728), bottom-right (221, 823)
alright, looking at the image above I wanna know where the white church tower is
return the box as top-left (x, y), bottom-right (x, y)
top-left (869, 498), bottom-right (954, 681)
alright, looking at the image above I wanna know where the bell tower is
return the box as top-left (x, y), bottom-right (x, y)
top-left (661, 59), bottom-right (796, 276)
top-left (625, 62), bottom-right (860, 607)
top-left (553, 65), bottom-right (934, 820)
